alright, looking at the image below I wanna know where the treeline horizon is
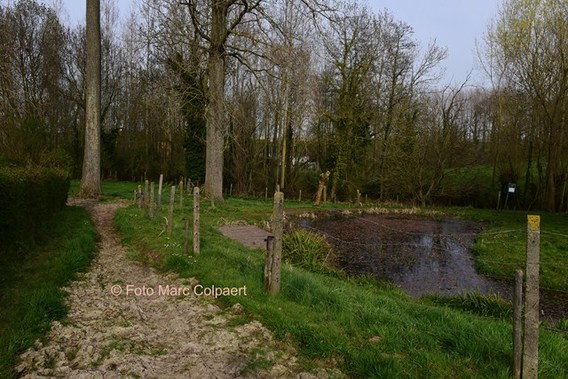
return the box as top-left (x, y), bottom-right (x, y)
top-left (0, 0), bottom-right (566, 211)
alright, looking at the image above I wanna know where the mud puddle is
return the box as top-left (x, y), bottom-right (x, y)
top-left (295, 212), bottom-right (567, 322)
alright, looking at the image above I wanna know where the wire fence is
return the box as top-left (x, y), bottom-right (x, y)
top-left (296, 212), bottom-right (568, 340)
top-left (295, 212), bottom-right (568, 270)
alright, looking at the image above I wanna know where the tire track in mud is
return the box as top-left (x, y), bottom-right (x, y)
top-left (17, 199), bottom-right (338, 379)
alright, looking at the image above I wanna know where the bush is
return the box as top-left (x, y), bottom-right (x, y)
top-left (282, 229), bottom-right (336, 273)
top-left (0, 164), bottom-right (70, 252)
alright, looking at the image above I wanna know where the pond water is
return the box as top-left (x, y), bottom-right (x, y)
top-left (295, 212), bottom-right (567, 321)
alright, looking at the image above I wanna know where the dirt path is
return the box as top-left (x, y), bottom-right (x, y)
top-left (17, 200), bottom-right (334, 379)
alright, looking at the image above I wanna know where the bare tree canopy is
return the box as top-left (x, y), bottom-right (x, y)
top-left (1, 0), bottom-right (566, 210)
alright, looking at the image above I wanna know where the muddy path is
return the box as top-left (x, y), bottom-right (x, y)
top-left (296, 212), bottom-right (567, 322)
top-left (17, 199), bottom-right (337, 379)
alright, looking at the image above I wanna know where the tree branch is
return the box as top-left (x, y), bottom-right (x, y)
top-left (179, 1), bottom-right (211, 43)
top-left (225, 0), bottom-right (263, 45)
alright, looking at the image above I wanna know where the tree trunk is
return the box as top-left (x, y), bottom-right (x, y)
top-left (79, 0), bottom-right (101, 198)
top-left (204, 1), bottom-right (226, 201)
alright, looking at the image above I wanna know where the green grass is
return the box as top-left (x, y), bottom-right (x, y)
top-left (80, 179), bottom-right (568, 291)
top-left (423, 291), bottom-right (513, 319)
top-left (69, 179), bottom-right (138, 200)
top-left (0, 206), bottom-right (98, 378)
top-left (114, 191), bottom-right (568, 378)
top-left (442, 207), bottom-right (568, 292)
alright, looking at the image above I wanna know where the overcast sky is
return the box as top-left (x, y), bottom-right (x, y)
top-left (55, 0), bottom-right (500, 86)
top-left (367, 0), bottom-right (500, 86)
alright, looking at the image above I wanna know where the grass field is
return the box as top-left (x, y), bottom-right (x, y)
top-left (69, 179), bottom-right (136, 200)
top-left (3, 177), bottom-right (564, 377)
top-left (445, 207), bottom-right (568, 292)
top-left (111, 181), bottom-right (568, 378)
top-left (0, 206), bottom-right (98, 378)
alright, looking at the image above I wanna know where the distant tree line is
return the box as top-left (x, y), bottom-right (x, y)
top-left (0, 0), bottom-right (566, 210)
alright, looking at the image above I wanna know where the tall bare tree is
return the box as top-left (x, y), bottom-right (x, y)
top-left (78, 0), bottom-right (101, 198)
top-left (181, 0), bottom-right (262, 200)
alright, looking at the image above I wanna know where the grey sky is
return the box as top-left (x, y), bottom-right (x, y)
top-left (367, 1), bottom-right (500, 86)
top-left (56, 0), bottom-right (500, 86)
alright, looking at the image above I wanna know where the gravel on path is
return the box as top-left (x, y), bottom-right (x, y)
top-left (17, 199), bottom-right (340, 379)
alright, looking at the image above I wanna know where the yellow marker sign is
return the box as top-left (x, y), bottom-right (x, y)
top-left (527, 215), bottom-right (540, 231)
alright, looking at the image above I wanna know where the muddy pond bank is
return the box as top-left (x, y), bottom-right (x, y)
top-left (293, 211), bottom-right (567, 322)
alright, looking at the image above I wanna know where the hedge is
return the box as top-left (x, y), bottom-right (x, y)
top-left (0, 165), bottom-right (70, 251)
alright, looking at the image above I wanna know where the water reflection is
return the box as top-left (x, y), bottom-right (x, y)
top-left (297, 213), bottom-right (568, 321)
top-left (300, 214), bottom-right (510, 298)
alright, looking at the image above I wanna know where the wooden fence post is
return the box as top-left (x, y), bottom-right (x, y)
top-left (264, 235), bottom-right (275, 292)
top-left (144, 180), bottom-right (149, 217)
top-left (298, 189), bottom-right (302, 202)
top-left (149, 182), bottom-right (155, 220)
top-left (179, 179), bottom-right (184, 208)
top-left (166, 185), bottom-right (176, 236)
top-left (183, 218), bottom-right (190, 255)
top-left (144, 180), bottom-right (149, 206)
top-left (356, 189), bottom-right (361, 206)
top-left (522, 215), bottom-right (540, 379)
top-left (513, 269), bottom-right (523, 379)
top-left (266, 191), bottom-right (284, 294)
top-left (497, 191), bottom-right (501, 210)
top-left (137, 185), bottom-right (142, 208)
top-left (193, 187), bottom-right (200, 255)
top-left (157, 174), bottom-right (163, 214)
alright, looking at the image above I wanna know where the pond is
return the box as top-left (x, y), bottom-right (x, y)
top-left (295, 211), bottom-right (567, 322)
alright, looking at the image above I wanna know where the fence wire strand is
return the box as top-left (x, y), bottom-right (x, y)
top-left (296, 215), bottom-right (566, 269)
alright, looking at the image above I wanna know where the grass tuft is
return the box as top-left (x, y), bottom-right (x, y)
top-left (423, 291), bottom-right (513, 319)
top-left (282, 229), bottom-right (337, 274)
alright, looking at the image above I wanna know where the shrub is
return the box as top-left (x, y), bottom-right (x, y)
top-left (0, 164), bottom-right (69, 252)
top-left (282, 229), bottom-right (336, 273)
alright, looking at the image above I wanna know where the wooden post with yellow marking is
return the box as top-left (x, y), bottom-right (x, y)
top-left (522, 215), bottom-right (540, 379)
